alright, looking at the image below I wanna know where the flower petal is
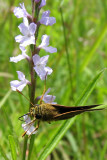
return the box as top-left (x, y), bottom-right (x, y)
top-left (15, 18), bottom-right (36, 46)
top-left (10, 55), bottom-right (25, 63)
top-left (39, 0), bottom-right (46, 8)
top-left (42, 46), bottom-right (57, 53)
top-left (34, 66), bottom-right (46, 80)
top-left (44, 88), bottom-right (51, 96)
top-left (39, 35), bottom-right (50, 48)
top-left (39, 55), bottom-right (49, 65)
top-left (21, 36), bottom-right (35, 46)
top-left (17, 71), bottom-right (25, 81)
top-left (40, 11), bottom-right (56, 26)
top-left (35, 0), bottom-right (40, 2)
top-left (29, 23), bottom-right (37, 35)
top-left (15, 35), bottom-right (25, 43)
top-left (42, 10), bottom-right (50, 17)
top-left (33, 54), bottom-right (40, 65)
top-left (18, 23), bottom-right (29, 36)
top-left (22, 115), bottom-right (37, 135)
top-left (13, 3), bottom-right (29, 18)
top-left (41, 88), bottom-right (57, 104)
top-left (10, 80), bottom-right (27, 91)
top-left (44, 66), bottom-right (53, 75)
top-left (40, 17), bottom-right (56, 26)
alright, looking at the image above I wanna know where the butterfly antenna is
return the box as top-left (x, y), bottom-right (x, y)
top-left (16, 89), bottom-right (35, 107)
top-left (18, 113), bottom-right (30, 121)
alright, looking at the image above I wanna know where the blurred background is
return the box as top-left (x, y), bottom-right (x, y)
top-left (0, 0), bottom-right (107, 159)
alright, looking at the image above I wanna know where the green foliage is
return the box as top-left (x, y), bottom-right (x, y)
top-left (0, 0), bottom-right (107, 160)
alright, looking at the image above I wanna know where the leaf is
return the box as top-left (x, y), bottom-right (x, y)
top-left (0, 90), bottom-right (12, 109)
top-left (0, 144), bottom-right (9, 160)
top-left (80, 24), bottom-right (107, 72)
top-left (38, 70), bottom-right (104, 160)
top-left (8, 135), bottom-right (17, 160)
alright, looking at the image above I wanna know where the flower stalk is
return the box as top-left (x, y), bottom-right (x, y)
top-left (10, 1), bottom-right (57, 159)
top-left (10, 0), bottom-right (57, 112)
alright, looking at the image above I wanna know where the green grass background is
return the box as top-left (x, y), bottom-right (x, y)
top-left (0, 0), bottom-right (107, 159)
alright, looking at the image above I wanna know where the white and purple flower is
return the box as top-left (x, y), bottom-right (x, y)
top-left (15, 18), bottom-right (37, 47)
top-left (10, 71), bottom-right (30, 91)
top-left (39, 10), bottom-right (56, 26)
top-left (39, 0), bottom-right (46, 8)
top-left (22, 115), bottom-right (37, 136)
top-left (33, 54), bottom-right (52, 80)
top-left (38, 35), bottom-right (57, 53)
top-left (13, 3), bottom-right (30, 18)
top-left (42, 88), bottom-right (57, 104)
top-left (10, 46), bottom-right (29, 63)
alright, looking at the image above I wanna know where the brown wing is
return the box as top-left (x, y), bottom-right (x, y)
top-left (53, 108), bottom-right (103, 120)
top-left (49, 104), bottom-right (103, 121)
top-left (50, 104), bottom-right (101, 113)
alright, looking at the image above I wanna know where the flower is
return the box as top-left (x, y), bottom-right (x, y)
top-left (38, 35), bottom-right (57, 53)
top-left (10, 71), bottom-right (30, 91)
top-left (39, 0), bottom-right (46, 8)
top-left (22, 115), bottom-right (37, 136)
top-left (35, 0), bottom-right (40, 2)
top-left (33, 54), bottom-right (53, 80)
top-left (13, 3), bottom-right (30, 18)
top-left (15, 18), bottom-right (37, 47)
top-left (39, 10), bottom-right (56, 26)
top-left (42, 88), bottom-right (57, 104)
top-left (10, 46), bottom-right (30, 63)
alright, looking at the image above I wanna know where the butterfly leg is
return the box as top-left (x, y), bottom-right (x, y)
top-left (28, 121), bottom-right (40, 138)
top-left (22, 118), bottom-right (36, 137)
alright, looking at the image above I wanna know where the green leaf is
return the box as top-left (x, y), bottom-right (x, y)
top-left (0, 144), bottom-right (9, 160)
top-left (80, 24), bottom-right (107, 72)
top-left (0, 90), bottom-right (12, 109)
top-left (75, 70), bottom-right (104, 105)
top-left (38, 70), bottom-right (104, 160)
top-left (8, 135), bottom-right (17, 160)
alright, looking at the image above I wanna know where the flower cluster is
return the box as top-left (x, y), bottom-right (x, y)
top-left (10, 1), bottom-right (57, 135)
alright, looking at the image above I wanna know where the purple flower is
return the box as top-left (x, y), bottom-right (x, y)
top-left (39, 10), bottom-right (56, 26)
top-left (39, 0), bottom-right (46, 8)
top-left (13, 3), bottom-right (30, 18)
top-left (10, 71), bottom-right (30, 91)
top-left (15, 18), bottom-right (37, 47)
top-left (33, 54), bottom-right (53, 80)
top-left (10, 46), bottom-right (29, 63)
top-left (38, 35), bottom-right (57, 53)
top-left (42, 88), bottom-right (57, 104)
top-left (22, 115), bottom-right (37, 136)
top-left (35, 0), bottom-right (40, 3)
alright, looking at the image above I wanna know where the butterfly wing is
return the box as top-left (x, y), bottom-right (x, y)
top-left (50, 104), bottom-right (103, 121)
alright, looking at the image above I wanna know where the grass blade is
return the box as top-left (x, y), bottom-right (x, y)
top-left (0, 90), bottom-right (12, 109)
top-left (0, 144), bottom-right (9, 160)
top-left (80, 24), bottom-right (107, 72)
top-left (38, 70), bottom-right (104, 160)
top-left (8, 135), bottom-right (17, 160)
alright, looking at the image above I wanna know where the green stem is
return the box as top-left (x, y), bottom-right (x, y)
top-left (22, 136), bottom-right (28, 160)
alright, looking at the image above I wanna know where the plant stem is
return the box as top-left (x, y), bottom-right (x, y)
top-left (30, 59), bottom-right (36, 108)
top-left (22, 136), bottom-right (28, 160)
